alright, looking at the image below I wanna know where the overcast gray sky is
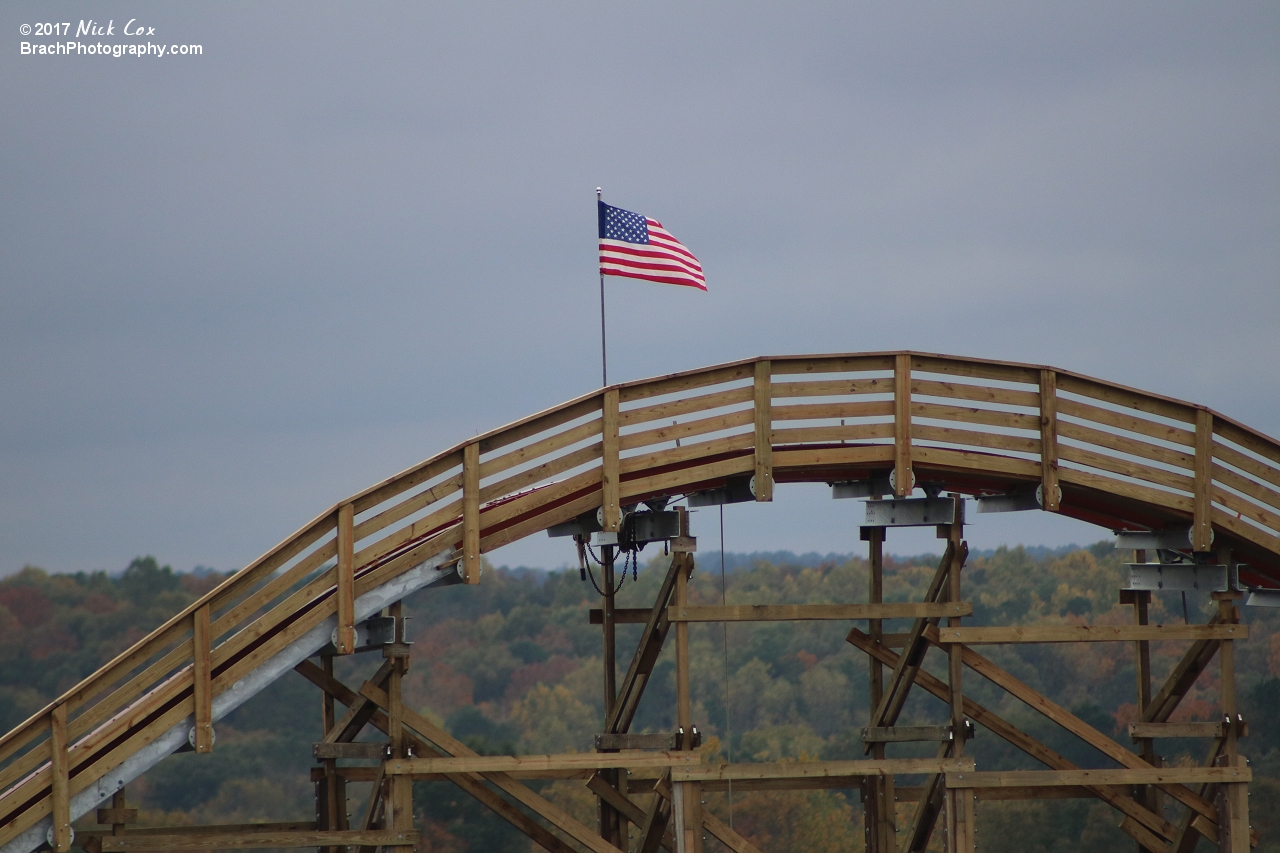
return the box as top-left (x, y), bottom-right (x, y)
top-left (3, 2), bottom-right (1277, 575)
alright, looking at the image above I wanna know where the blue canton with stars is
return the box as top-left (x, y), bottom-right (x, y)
top-left (598, 201), bottom-right (649, 244)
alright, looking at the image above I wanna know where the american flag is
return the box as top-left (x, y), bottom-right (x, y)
top-left (598, 201), bottom-right (706, 291)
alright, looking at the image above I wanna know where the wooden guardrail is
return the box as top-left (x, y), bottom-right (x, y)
top-left (3, 350), bottom-right (1280, 850)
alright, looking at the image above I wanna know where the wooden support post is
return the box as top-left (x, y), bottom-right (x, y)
top-left (894, 353), bottom-right (913, 497)
top-left (866, 525), bottom-right (886, 852)
top-left (462, 442), bottom-right (481, 583)
top-left (598, 544), bottom-right (622, 849)
top-left (318, 653), bottom-right (344, 849)
top-left (671, 510), bottom-right (699, 852)
top-left (50, 704), bottom-right (70, 853)
top-left (1214, 553), bottom-right (1248, 853)
top-left (753, 360), bottom-right (773, 502)
top-left (1124, 575), bottom-right (1160, 853)
top-left (1193, 409), bottom-right (1213, 553)
top-left (385, 632), bottom-right (413, 846)
top-left (602, 388), bottom-right (621, 531)
top-left (192, 604), bottom-right (213, 753)
top-left (944, 498), bottom-right (975, 853)
top-left (336, 503), bottom-right (356, 654)
top-left (1039, 369), bottom-right (1060, 511)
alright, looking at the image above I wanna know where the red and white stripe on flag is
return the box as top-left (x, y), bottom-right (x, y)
top-left (599, 217), bottom-right (706, 291)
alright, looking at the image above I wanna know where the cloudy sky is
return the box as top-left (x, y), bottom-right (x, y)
top-left (3, 3), bottom-right (1277, 575)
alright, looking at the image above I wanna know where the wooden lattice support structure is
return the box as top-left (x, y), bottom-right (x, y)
top-left (0, 351), bottom-right (1275, 853)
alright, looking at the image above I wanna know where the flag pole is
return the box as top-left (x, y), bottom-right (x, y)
top-left (597, 187), bottom-right (608, 387)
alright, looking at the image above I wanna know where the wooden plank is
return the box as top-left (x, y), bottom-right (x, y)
top-left (1058, 420), bottom-right (1195, 472)
top-left (1058, 443), bottom-right (1195, 493)
top-left (619, 432), bottom-right (755, 476)
top-left (1214, 437), bottom-right (1280, 496)
top-left (192, 605), bottom-right (212, 753)
top-left (910, 378), bottom-right (1040, 409)
top-left (479, 442), bottom-right (603, 506)
top-left (618, 363), bottom-right (754, 404)
top-left (669, 603), bottom-right (971, 622)
top-left (861, 725), bottom-right (953, 743)
top-left (935, 625), bottom-right (1245, 644)
top-left (1129, 722), bottom-right (1225, 740)
top-left (768, 354), bottom-right (896, 375)
top-left (769, 400), bottom-right (895, 421)
top-left (846, 627), bottom-right (1178, 841)
top-left (1040, 369), bottom-right (1061, 511)
top-left (619, 409), bottom-right (754, 452)
top-left (1056, 397), bottom-right (1195, 447)
top-left (1212, 461), bottom-right (1280, 515)
top-left (479, 417), bottom-right (602, 480)
top-left (911, 423), bottom-right (1041, 455)
top-left (771, 444), bottom-right (895, 469)
top-left (462, 442), bottom-right (480, 583)
top-left (894, 353), bottom-right (912, 496)
top-left (621, 455), bottom-right (755, 502)
top-left (98, 830), bottom-right (419, 851)
top-left (602, 389), bottom-right (621, 531)
top-left (589, 608), bottom-right (652, 625)
top-left (911, 445), bottom-right (1041, 478)
top-left (1194, 409), bottom-right (1213, 551)
top-left (753, 360), bottom-right (773, 501)
top-left (945, 767), bottom-right (1249, 789)
top-left (1057, 466), bottom-right (1194, 513)
top-left (50, 705), bottom-right (69, 853)
top-left (771, 377), bottom-right (894, 398)
top-left (313, 742), bottom-right (389, 760)
top-left (770, 422), bottom-right (895, 445)
top-left (89, 822), bottom-right (313, 838)
top-left (912, 401), bottom-right (1039, 431)
top-left (671, 758), bottom-right (972, 782)
top-left (1213, 484), bottom-right (1280, 540)
top-left (620, 385), bottom-right (754, 427)
top-left (1056, 373), bottom-right (1197, 424)
top-left (596, 733), bottom-right (673, 751)
top-left (386, 753), bottom-right (700, 775)
top-left (675, 557), bottom-right (691, 736)
top-left (353, 471), bottom-right (463, 543)
top-left (336, 504), bottom-right (355, 654)
top-left (911, 354), bottom-right (1041, 384)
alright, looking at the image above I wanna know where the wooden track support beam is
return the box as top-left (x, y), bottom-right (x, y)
top-left (753, 360), bottom-right (773, 501)
top-left (50, 704), bottom-right (70, 853)
top-left (1039, 369), bottom-right (1060, 510)
top-left (894, 354), bottom-right (912, 496)
top-left (602, 388), bottom-right (621, 531)
top-left (192, 604), bottom-right (213, 753)
top-left (463, 443), bottom-right (481, 583)
top-left (336, 503), bottom-right (356, 653)
top-left (1193, 409), bottom-right (1213, 552)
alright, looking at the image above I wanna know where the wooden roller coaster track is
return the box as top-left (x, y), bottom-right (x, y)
top-left (2, 351), bottom-right (1276, 853)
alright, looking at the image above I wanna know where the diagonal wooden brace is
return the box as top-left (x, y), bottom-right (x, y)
top-left (607, 553), bottom-right (688, 735)
top-left (863, 541), bottom-right (960, 748)
top-left (898, 743), bottom-right (949, 853)
top-left (1144, 612), bottom-right (1226, 723)
top-left (321, 660), bottom-right (394, 744)
top-left (295, 661), bottom-right (578, 853)
top-left (922, 624), bottom-right (1221, 827)
top-left (847, 628), bottom-right (1177, 844)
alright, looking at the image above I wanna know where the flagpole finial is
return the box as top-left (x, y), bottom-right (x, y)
top-left (596, 187), bottom-right (602, 200)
